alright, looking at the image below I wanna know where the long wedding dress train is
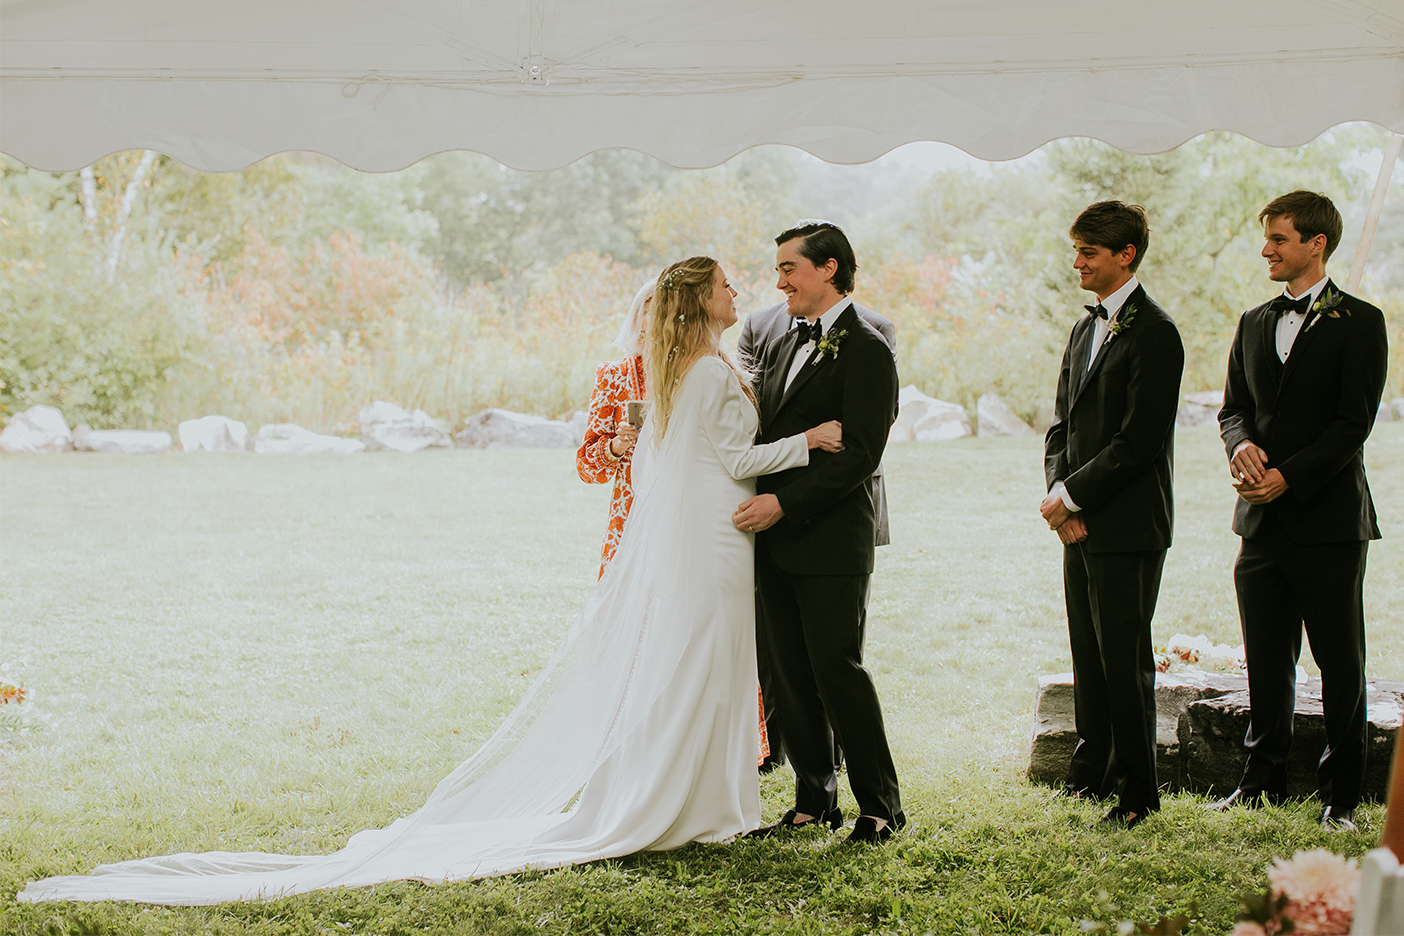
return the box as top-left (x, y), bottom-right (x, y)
top-left (20, 357), bottom-right (807, 905)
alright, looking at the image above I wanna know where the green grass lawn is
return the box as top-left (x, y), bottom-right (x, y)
top-left (2, 423), bottom-right (1402, 935)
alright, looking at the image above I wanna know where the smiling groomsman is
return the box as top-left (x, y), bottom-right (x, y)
top-left (1210, 191), bottom-right (1388, 831)
top-left (1041, 201), bottom-right (1184, 829)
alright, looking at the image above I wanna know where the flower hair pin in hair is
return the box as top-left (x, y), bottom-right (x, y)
top-left (658, 269), bottom-right (685, 291)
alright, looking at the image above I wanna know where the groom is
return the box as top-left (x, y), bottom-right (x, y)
top-left (732, 220), bottom-right (903, 844)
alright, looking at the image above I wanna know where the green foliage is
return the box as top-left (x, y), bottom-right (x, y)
top-left (0, 168), bottom-right (198, 426)
top-left (3, 130), bottom-right (1401, 437)
top-left (416, 149), bottom-right (674, 285)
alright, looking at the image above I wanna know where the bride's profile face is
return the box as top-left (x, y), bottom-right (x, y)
top-left (706, 265), bottom-right (739, 331)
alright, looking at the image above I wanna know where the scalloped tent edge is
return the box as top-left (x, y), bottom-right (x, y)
top-left (2, 0), bottom-right (1403, 173)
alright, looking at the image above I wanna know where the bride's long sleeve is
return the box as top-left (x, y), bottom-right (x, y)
top-left (695, 357), bottom-right (809, 481)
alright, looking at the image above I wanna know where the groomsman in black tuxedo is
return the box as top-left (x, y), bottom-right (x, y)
top-left (1041, 201), bottom-right (1184, 829)
top-left (1210, 191), bottom-right (1388, 832)
top-left (732, 221), bottom-right (903, 844)
top-left (737, 292), bottom-right (896, 773)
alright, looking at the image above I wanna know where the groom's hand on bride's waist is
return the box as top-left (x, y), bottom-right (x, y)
top-left (733, 494), bottom-right (783, 533)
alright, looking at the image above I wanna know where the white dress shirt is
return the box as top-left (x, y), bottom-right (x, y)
top-left (1051, 277), bottom-right (1140, 513)
top-left (1276, 275), bottom-right (1329, 363)
top-left (1085, 276), bottom-right (1140, 371)
top-left (784, 296), bottom-right (853, 391)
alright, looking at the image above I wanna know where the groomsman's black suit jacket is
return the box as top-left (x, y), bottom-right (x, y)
top-left (754, 303), bottom-right (899, 576)
top-left (1218, 280), bottom-right (1387, 544)
top-left (741, 300), bottom-right (895, 548)
top-left (1044, 285), bottom-right (1184, 553)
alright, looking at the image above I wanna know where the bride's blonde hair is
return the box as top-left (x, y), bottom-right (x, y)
top-left (645, 256), bottom-right (756, 439)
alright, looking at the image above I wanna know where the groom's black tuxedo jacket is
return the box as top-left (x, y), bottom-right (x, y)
top-left (1044, 285), bottom-right (1184, 554)
top-left (755, 303), bottom-right (899, 576)
top-left (1218, 280), bottom-right (1387, 544)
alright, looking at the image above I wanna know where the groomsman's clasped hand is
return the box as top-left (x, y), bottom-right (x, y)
top-left (1228, 441), bottom-right (1289, 505)
top-left (1039, 493), bottom-right (1088, 544)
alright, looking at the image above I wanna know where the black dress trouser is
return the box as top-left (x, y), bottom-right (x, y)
top-left (756, 546), bottom-right (901, 822)
top-left (1234, 514), bottom-right (1369, 809)
top-left (1064, 543), bottom-right (1166, 813)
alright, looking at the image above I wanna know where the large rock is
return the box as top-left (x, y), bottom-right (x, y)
top-left (889, 385), bottom-right (971, 443)
top-left (1177, 390), bottom-right (1224, 427)
top-left (178, 415), bottom-right (248, 453)
top-left (252, 423), bottom-right (365, 454)
top-left (976, 392), bottom-right (1034, 438)
top-left (72, 424), bottom-right (171, 455)
top-left (1390, 397), bottom-right (1404, 420)
top-left (1031, 671), bottom-right (1404, 801)
top-left (455, 408), bottom-right (580, 449)
top-left (1380, 401), bottom-right (1398, 422)
top-left (358, 401), bottom-right (452, 453)
top-left (1182, 680), bottom-right (1404, 799)
top-left (0, 405), bottom-right (73, 454)
top-left (567, 410), bottom-right (589, 447)
top-left (1030, 671), bottom-right (1243, 790)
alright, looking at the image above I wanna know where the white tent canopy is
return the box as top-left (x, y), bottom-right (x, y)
top-left (2, 0), bottom-right (1403, 173)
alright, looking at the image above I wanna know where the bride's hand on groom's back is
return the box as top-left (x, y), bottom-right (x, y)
top-left (805, 420), bottom-right (843, 453)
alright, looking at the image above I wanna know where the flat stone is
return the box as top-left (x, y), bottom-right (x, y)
top-left (178, 415), bottom-right (248, 453)
top-left (1177, 390), bottom-right (1224, 428)
top-left (359, 401), bottom-right (452, 453)
top-left (1030, 671), bottom-right (1250, 790)
top-left (0, 404), bottom-right (73, 454)
top-left (567, 410), bottom-right (588, 447)
top-left (72, 425), bottom-right (171, 455)
top-left (889, 385), bottom-right (970, 443)
top-left (976, 392), bottom-right (1034, 438)
top-left (252, 424), bottom-right (365, 454)
top-left (1182, 680), bottom-right (1404, 800)
top-left (455, 408), bottom-right (579, 449)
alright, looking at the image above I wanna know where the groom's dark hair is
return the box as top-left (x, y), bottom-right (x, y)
top-left (775, 220), bottom-right (858, 294)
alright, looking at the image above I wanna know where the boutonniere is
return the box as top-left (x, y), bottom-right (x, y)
top-left (1304, 288), bottom-right (1347, 332)
top-left (1104, 302), bottom-right (1137, 345)
top-left (812, 328), bottom-right (848, 365)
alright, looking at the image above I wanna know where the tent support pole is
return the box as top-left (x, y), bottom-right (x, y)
top-left (1346, 133), bottom-right (1403, 292)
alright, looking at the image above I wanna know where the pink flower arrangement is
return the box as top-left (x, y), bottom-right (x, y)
top-left (1236, 848), bottom-right (1359, 935)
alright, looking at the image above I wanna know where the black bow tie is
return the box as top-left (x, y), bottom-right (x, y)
top-left (1084, 304), bottom-right (1108, 320)
top-left (794, 319), bottom-right (823, 343)
top-left (1269, 294), bottom-right (1311, 317)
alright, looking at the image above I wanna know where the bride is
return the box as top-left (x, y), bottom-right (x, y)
top-left (19, 256), bottom-right (843, 905)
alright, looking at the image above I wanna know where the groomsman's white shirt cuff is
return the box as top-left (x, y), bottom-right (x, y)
top-left (1086, 276), bottom-right (1140, 371)
top-left (1276, 275), bottom-right (1329, 363)
top-left (783, 296), bottom-right (853, 391)
top-left (1050, 480), bottom-right (1081, 513)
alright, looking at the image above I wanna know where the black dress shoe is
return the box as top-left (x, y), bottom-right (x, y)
top-left (1321, 806), bottom-right (1357, 833)
top-left (1099, 805), bottom-right (1150, 829)
top-left (746, 807), bottom-right (843, 839)
top-left (846, 815), bottom-right (896, 845)
top-left (1204, 788), bottom-right (1266, 811)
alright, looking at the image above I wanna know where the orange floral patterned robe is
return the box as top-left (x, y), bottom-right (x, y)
top-left (576, 356), bottom-right (770, 766)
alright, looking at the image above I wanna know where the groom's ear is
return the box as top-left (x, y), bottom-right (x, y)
top-left (820, 257), bottom-right (839, 283)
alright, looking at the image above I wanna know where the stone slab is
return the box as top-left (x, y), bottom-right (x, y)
top-left (1030, 671), bottom-right (1244, 789)
top-left (1031, 672), bottom-right (1404, 802)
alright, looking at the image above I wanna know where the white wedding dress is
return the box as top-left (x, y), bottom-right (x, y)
top-left (20, 356), bottom-right (808, 906)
